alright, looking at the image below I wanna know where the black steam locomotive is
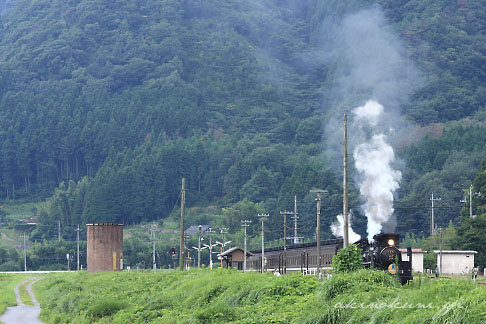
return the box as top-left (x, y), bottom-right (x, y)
top-left (245, 233), bottom-right (412, 284)
top-left (358, 233), bottom-right (413, 285)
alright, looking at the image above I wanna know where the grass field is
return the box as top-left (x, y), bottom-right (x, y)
top-left (0, 274), bottom-right (36, 314)
top-left (32, 269), bottom-right (486, 324)
top-left (18, 279), bottom-right (34, 306)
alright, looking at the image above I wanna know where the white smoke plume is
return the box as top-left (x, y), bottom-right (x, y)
top-left (352, 101), bottom-right (402, 239)
top-left (353, 100), bottom-right (384, 127)
top-left (331, 213), bottom-right (361, 243)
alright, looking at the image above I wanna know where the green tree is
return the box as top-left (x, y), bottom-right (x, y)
top-left (332, 244), bottom-right (363, 273)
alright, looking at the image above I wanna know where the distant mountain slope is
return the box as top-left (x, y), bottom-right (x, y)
top-left (0, 0), bottom-right (15, 15)
top-left (0, 0), bottom-right (486, 239)
top-left (0, 0), bottom-right (313, 196)
top-left (377, 0), bottom-right (486, 123)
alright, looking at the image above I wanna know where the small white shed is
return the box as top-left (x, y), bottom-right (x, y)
top-left (433, 250), bottom-right (477, 275)
top-left (399, 249), bottom-right (426, 273)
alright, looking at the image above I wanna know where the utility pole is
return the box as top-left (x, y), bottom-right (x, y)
top-left (241, 220), bottom-right (251, 272)
top-left (179, 178), bottom-right (186, 271)
top-left (75, 224), bottom-right (82, 271)
top-left (23, 232), bottom-right (27, 272)
top-left (310, 189), bottom-right (327, 278)
top-left (343, 114), bottom-right (349, 248)
top-left (198, 225), bottom-right (202, 268)
top-left (58, 219), bottom-right (61, 242)
top-left (151, 224), bottom-right (157, 271)
top-left (291, 196), bottom-right (301, 244)
top-left (439, 227), bottom-right (443, 276)
top-left (470, 185), bottom-right (473, 218)
top-left (208, 228), bottom-right (214, 269)
top-left (280, 211), bottom-right (293, 274)
top-left (469, 185), bottom-right (482, 218)
top-left (430, 193), bottom-right (441, 236)
top-left (258, 213), bottom-right (269, 273)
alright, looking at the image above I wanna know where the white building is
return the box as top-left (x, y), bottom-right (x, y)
top-left (399, 249), bottom-right (426, 273)
top-left (433, 250), bottom-right (477, 275)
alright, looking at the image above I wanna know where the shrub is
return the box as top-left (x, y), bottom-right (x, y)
top-left (331, 244), bottom-right (363, 273)
top-left (0, 261), bottom-right (21, 271)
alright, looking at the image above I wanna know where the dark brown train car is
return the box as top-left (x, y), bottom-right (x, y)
top-left (248, 238), bottom-right (343, 274)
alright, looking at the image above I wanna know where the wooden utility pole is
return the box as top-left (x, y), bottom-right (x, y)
top-left (258, 213), bottom-right (269, 273)
top-left (179, 178), bottom-right (186, 270)
top-left (310, 189), bottom-right (327, 278)
top-left (241, 220), bottom-right (251, 272)
top-left (343, 114), bottom-right (349, 248)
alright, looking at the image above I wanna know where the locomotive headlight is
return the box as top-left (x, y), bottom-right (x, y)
top-left (387, 239), bottom-right (395, 246)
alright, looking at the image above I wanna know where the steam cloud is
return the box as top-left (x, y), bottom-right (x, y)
top-left (331, 213), bottom-right (361, 243)
top-left (320, 6), bottom-right (416, 241)
top-left (352, 100), bottom-right (402, 239)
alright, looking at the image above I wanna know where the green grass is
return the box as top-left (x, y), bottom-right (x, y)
top-left (33, 269), bottom-right (486, 324)
top-left (2, 201), bottom-right (44, 221)
top-left (18, 280), bottom-right (34, 306)
top-left (0, 274), bottom-right (35, 314)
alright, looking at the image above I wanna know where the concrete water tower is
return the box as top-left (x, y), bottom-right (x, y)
top-left (87, 223), bottom-right (123, 273)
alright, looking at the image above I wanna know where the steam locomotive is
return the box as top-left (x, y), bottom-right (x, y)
top-left (246, 233), bottom-right (413, 284)
top-left (358, 233), bottom-right (413, 285)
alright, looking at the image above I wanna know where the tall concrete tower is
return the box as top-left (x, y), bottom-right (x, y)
top-left (87, 223), bottom-right (123, 273)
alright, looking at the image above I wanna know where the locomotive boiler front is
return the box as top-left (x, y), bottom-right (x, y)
top-left (359, 233), bottom-right (413, 284)
top-left (373, 233), bottom-right (401, 268)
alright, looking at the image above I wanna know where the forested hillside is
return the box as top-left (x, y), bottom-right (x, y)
top-left (0, 0), bottom-right (486, 244)
top-left (0, 0), bottom-right (15, 14)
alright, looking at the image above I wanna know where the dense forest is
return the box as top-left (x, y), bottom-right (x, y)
top-left (0, 0), bottom-right (486, 259)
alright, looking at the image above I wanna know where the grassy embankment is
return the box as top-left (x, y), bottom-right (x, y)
top-left (34, 269), bottom-right (486, 324)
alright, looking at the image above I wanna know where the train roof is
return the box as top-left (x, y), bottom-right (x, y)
top-left (249, 238), bottom-right (343, 254)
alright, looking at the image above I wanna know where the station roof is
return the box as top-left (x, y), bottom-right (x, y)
top-left (398, 248), bottom-right (426, 253)
top-left (218, 247), bottom-right (254, 257)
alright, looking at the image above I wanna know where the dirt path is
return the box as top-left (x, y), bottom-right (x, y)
top-left (0, 277), bottom-right (45, 324)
